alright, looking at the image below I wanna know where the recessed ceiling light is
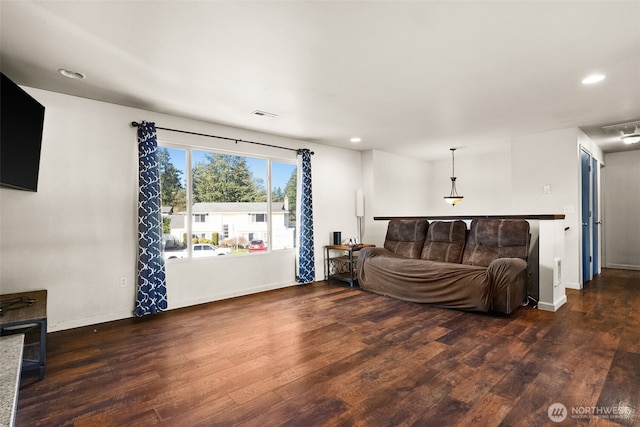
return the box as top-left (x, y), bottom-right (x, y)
top-left (58, 69), bottom-right (86, 79)
top-left (251, 110), bottom-right (277, 118)
top-left (581, 74), bottom-right (605, 85)
top-left (350, 137), bottom-right (362, 143)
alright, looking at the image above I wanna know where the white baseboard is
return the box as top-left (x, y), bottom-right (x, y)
top-left (169, 280), bottom-right (295, 310)
top-left (605, 263), bottom-right (640, 271)
top-left (49, 310), bottom-right (135, 332)
top-left (564, 282), bottom-right (581, 290)
top-left (538, 295), bottom-right (567, 312)
top-left (49, 281), bottom-right (298, 332)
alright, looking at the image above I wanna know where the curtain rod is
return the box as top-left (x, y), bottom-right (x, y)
top-left (131, 121), bottom-right (313, 155)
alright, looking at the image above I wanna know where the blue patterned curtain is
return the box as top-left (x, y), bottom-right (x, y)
top-left (297, 149), bottom-right (316, 283)
top-left (135, 121), bottom-right (168, 316)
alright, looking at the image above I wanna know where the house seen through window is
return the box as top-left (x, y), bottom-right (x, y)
top-left (158, 145), bottom-right (297, 260)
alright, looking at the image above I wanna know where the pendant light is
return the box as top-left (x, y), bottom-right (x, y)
top-left (444, 148), bottom-right (464, 206)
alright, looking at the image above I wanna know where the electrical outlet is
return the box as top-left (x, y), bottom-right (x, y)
top-left (120, 277), bottom-right (127, 288)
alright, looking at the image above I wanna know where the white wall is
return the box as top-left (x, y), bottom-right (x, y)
top-left (0, 88), bottom-right (362, 331)
top-left (427, 150), bottom-right (512, 216)
top-left (602, 150), bottom-right (640, 270)
top-left (510, 128), bottom-right (582, 288)
top-left (363, 149), bottom-right (513, 228)
top-left (361, 150), bottom-right (431, 246)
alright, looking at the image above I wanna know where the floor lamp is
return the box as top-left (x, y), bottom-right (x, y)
top-left (356, 188), bottom-right (364, 244)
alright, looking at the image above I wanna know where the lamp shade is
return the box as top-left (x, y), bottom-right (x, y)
top-left (356, 188), bottom-right (364, 217)
top-left (444, 196), bottom-right (464, 205)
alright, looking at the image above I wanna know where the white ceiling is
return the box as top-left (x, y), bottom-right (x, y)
top-left (1, 1), bottom-right (639, 160)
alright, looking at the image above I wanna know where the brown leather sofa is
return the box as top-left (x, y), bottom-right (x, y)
top-left (357, 218), bottom-right (530, 314)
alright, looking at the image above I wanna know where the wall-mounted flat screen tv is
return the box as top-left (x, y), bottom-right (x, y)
top-left (1, 72), bottom-right (46, 192)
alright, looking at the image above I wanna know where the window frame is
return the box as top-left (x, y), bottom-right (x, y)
top-left (158, 141), bottom-right (297, 260)
top-left (250, 213), bottom-right (267, 223)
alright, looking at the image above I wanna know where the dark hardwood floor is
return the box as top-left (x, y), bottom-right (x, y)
top-left (15, 268), bottom-right (640, 426)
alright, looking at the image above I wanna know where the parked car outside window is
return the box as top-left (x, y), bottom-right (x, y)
top-left (248, 239), bottom-right (266, 252)
top-left (193, 243), bottom-right (231, 257)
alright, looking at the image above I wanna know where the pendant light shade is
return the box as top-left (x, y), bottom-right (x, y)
top-left (444, 148), bottom-right (463, 206)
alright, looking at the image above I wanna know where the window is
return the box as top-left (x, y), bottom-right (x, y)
top-left (250, 213), bottom-right (267, 223)
top-left (158, 146), bottom-right (187, 259)
top-left (271, 161), bottom-right (297, 250)
top-left (192, 150), bottom-right (267, 253)
top-left (158, 144), bottom-right (297, 259)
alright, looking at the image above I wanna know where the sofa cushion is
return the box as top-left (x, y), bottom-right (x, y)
top-left (421, 220), bottom-right (467, 263)
top-left (462, 219), bottom-right (530, 267)
top-left (384, 219), bottom-right (429, 259)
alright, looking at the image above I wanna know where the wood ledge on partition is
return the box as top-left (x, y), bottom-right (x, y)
top-left (373, 214), bottom-right (565, 221)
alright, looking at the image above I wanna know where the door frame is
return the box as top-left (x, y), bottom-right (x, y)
top-left (580, 147), bottom-right (601, 285)
top-left (591, 156), bottom-right (600, 277)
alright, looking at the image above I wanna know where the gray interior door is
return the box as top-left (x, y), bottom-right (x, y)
top-left (581, 149), bottom-right (592, 284)
top-left (591, 156), bottom-right (599, 277)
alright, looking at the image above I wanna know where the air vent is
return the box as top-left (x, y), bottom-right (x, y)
top-left (251, 110), bottom-right (278, 118)
top-left (601, 120), bottom-right (640, 133)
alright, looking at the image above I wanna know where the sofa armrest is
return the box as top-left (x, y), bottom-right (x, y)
top-left (487, 258), bottom-right (528, 314)
top-left (358, 247), bottom-right (397, 258)
top-left (357, 247), bottom-right (402, 282)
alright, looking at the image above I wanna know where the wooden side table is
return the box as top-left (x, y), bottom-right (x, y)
top-left (0, 290), bottom-right (47, 380)
top-left (324, 244), bottom-right (375, 287)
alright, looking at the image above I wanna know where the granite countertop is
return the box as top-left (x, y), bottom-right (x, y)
top-left (0, 334), bottom-right (24, 427)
